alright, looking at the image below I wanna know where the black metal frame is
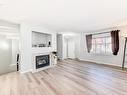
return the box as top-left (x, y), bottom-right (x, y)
top-left (36, 55), bottom-right (50, 69)
top-left (122, 37), bottom-right (127, 69)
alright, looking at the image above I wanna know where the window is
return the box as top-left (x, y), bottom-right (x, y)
top-left (91, 33), bottom-right (112, 54)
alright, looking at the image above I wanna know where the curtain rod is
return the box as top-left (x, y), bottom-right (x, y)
top-left (91, 31), bottom-right (110, 35)
top-left (90, 30), bottom-right (120, 36)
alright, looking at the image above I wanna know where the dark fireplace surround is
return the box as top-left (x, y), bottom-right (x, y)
top-left (36, 55), bottom-right (50, 69)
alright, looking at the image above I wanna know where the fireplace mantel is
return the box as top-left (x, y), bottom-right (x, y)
top-left (32, 47), bottom-right (53, 54)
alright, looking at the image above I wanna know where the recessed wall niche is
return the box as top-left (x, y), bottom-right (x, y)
top-left (32, 31), bottom-right (52, 48)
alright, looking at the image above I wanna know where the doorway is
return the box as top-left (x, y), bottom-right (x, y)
top-left (57, 34), bottom-right (76, 60)
top-left (67, 38), bottom-right (75, 58)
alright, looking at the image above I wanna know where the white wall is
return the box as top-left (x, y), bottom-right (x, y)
top-left (11, 39), bottom-right (19, 66)
top-left (62, 36), bottom-right (68, 59)
top-left (0, 36), bottom-right (19, 74)
top-left (0, 20), bottom-right (19, 74)
top-left (75, 27), bottom-right (127, 67)
top-left (74, 34), bottom-right (81, 59)
top-left (0, 36), bottom-right (12, 74)
top-left (20, 22), bottom-right (57, 73)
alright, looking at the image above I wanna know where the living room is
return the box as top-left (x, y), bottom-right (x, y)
top-left (0, 0), bottom-right (127, 95)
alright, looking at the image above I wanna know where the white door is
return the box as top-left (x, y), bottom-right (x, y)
top-left (67, 38), bottom-right (75, 59)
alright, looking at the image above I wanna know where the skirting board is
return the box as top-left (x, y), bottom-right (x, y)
top-left (78, 58), bottom-right (127, 69)
top-left (20, 69), bottom-right (32, 74)
top-left (20, 65), bottom-right (57, 74)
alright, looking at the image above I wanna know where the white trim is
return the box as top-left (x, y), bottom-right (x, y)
top-left (9, 64), bottom-right (16, 67)
top-left (20, 69), bottom-right (32, 74)
top-left (32, 65), bottom-right (56, 73)
top-left (78, 58), bottom-right (124, 67)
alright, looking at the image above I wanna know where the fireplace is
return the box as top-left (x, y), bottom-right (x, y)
top-left (36, 55), bottom-right (50, 69)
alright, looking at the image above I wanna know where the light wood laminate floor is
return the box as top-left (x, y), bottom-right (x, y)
top-left (1, 59), bottom-right (127, 95)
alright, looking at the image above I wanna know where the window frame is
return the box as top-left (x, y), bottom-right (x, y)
top-left (91, 35), bottom-right (112, 55)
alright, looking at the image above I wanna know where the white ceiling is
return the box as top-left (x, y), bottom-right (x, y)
top-left (0, 0), bottom-right (127, 32)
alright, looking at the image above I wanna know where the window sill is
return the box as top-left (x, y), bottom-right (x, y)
top-left (89, 52), bottom-right (113, 56)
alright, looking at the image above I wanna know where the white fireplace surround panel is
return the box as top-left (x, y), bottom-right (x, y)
top-left (32, 52), bottom-right (52, 73)
top-left (20, 23), bottom-right (57, 73)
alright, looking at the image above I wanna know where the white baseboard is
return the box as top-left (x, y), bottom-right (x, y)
top-left (20, 69), bottom-right (32, 74)
top-left (78, 58), bottom-right (123, 68)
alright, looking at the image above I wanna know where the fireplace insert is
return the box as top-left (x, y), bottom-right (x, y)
top-left (36, 55), bottom-right (50, 69)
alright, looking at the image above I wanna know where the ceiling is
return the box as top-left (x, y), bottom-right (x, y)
top-left (0, 0), bottom-right (127, 32)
